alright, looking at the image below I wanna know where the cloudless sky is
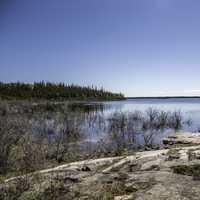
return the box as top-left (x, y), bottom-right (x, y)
top-left (1, 0), bottom-right (200, 97)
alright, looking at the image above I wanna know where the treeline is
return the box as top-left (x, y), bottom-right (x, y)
top-left (0, 82), bottom-right (124, 100)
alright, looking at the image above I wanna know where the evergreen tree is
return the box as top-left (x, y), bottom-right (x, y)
top-left (0, 82), bottom-right (125, 100)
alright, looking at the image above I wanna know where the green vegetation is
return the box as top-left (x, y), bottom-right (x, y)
top-left (171, 164), bottom-right (200, 180)
top-left (0, 82), bottom-right (124, 100)
top-left (0, 172), bottom-right (132, 200)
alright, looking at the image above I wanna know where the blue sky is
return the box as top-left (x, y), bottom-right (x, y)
top-left (1, 0), bottom-right (200, 97)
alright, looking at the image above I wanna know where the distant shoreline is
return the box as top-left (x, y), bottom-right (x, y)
top-left (126, 96), bottom-right (200, 99)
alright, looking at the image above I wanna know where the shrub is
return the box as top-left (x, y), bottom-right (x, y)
top-left (171, 164), bottom-right (200, 180)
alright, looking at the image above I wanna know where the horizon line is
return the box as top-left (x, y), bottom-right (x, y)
top-left (126, 96), bottom-right (200, 99)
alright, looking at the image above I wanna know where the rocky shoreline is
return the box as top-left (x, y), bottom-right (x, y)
top-left (163, 132), bottom-right (200, 146)
top-left (1, 132), bottom-right (200, 200)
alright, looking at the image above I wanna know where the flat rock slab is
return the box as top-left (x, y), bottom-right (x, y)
top-left (163, 132), bottom-right (200, 146)
top-left (2, 141), bottom-right (200, 199)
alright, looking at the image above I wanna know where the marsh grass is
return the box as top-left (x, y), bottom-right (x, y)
top-left (106, 108), bottom-right (183, 149)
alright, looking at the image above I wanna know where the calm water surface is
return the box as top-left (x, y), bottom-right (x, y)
top-left (100, 98), bottom-right (200, 132)
top-left (36, 98), bottom-right (200, 150)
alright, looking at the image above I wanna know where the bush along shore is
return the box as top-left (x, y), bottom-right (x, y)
top-left (0, 100), bottom-right (185, 178)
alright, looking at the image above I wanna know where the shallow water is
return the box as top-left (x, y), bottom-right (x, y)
top-left (101, 98), bottom-right (200, 132)
top-left (15, 98), bottom-right (200, 150)
top-left (75, 98), bottom-right (200, 148)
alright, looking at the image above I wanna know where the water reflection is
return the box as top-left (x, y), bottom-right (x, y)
top-left (3, 98), bottom-right (200, 154)
top-left (67, 102), bottom-right (113, 113)
top-left (101, 98), bottom-right (200, 132)
top-left (3, 99), bottom-right (200, 169)
top-left (66, 98), bottom-right (200, 149)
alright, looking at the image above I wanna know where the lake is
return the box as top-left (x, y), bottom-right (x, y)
top-left (79, 98), bottom-right (200, 148)
top-left (100, 98), bottom-right (200, 131)
top-left (3, 98), bottom-right (200, 152)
